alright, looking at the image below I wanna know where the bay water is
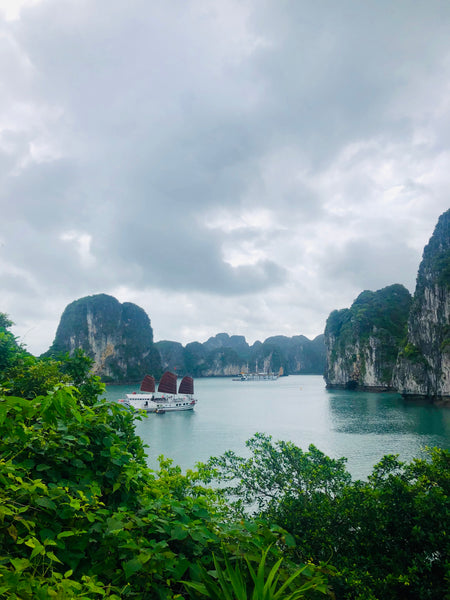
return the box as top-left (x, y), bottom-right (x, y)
top-left (105, 375), bottom-right (450, 480)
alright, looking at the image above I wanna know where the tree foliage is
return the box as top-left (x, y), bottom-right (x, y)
top-left (2, 313), bottom-right (448, 599)
top-left (0, 341), bottom-right (329, 598)
top-left (204, 434), bottom-right (450, 600)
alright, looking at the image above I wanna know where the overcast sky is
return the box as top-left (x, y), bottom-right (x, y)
top-left (1, 0), bottom-right (449, 355)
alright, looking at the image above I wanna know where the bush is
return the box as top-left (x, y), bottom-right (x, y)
top-left (0, 371), bottom-right (329, 598)
top-left (204, 434), bottom-right (450, 600)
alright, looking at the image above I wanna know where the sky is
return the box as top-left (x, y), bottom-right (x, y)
top-left (1, 0), bottom-right (449, 355)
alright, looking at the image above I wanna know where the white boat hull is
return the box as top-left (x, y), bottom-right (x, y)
top-left (120, 392), bottom-right (196, 413)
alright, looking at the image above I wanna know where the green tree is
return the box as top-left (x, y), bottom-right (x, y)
top-left (54, 348), bottom-right (105, 405)
top-left (204, 434), bottom-right (351, 562)
top-left (0, 313), bottom-right (23, 377)
top-left (0, 363), bottom-right (329, 598)
top-left (2, 354), bottom-right (67, 399)
top-left (0, 313), bottom-right (68, 399)
top-left (204, 434), bottom-right (450, 600)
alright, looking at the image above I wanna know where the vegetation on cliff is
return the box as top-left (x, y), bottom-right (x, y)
top-left (325, 284), bottom-right (412, 389)
top-left (326, 284), bottom-right (411, 346)
top-left (416, 208), bottom-right (450, 292)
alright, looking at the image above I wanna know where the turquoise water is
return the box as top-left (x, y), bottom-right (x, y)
top-left (105, 375), bottom-right (450, 480)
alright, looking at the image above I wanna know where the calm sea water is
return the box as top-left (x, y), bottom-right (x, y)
top-left (105, 375), bottom-right (450, 480)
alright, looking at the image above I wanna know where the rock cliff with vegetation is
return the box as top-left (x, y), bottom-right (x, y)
top-left (45, 294), bottom-right (161, 383)
top-left (324, 284), bottom-right (412, 391)
top-left (394, 209), bottom-right (450, 403)
top-left (156, 332), bottom-right (325, 377)
top-left (325, 209), bottom-right (450, 402)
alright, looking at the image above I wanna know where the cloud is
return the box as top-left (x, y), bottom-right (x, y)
top-left (1, 0), bottom-right (449, 354)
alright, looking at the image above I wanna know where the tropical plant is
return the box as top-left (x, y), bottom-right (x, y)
top-left (183, 545), bottom-right (329, 600)
top-left (204, 434), bottom-right (450, 600)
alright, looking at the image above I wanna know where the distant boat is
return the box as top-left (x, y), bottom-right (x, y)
top-left (232, 366), bottom-right (283, 381)
top-left (119, 372), bottom-right (197, 412)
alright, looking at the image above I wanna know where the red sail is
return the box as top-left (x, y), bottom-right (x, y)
top-left (158, 371), bottom-right (177, 394)
top-left (178, 376), bottom-right (194, 395)
top-left (140, 375), bottom-right (155, 393)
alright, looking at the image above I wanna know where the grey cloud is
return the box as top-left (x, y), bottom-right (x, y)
top-left (2, 160), bottom-right (81, 227)
top-left (1, 0), bottom-right (450, 354)
top-left (321, 237), bottom-right (420, 293)
top-left (247, 2), bottom-right (450, 164)
top-left (109, 214), bottom-right (286, 295)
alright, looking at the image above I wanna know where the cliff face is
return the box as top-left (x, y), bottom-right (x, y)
top-left (324, 285), bottom-right (412, 391)
top-left (393, 209), bottom-right (450, 403)
top-left (47, 294), bottom-right (161, 383)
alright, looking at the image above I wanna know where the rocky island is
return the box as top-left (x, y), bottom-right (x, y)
top-left (394, 209), bottom-right (450, 403)
top-left (324, 208), bottom-right (450, 404)
top-left (45, 294), bottom-right (162, 382)
top-left (324, 284), bottom-right (412, 391)
top-left (156, 333), bottom-right (325, 378)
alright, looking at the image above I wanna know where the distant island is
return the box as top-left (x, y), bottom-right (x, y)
top-left (156, 333), bottom-right (325, 378)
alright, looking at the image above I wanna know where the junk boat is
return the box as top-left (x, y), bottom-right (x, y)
top-left (232, 366), bottom-right (284, 381)
top-left (120, 372), bottom-right (197, 413)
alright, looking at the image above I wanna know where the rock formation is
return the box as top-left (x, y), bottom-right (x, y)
top-left (46, 294), bottom-right (161, 383)
top-left (156, 332), bottom-right (325, 377)
top-left (264, 334), bottom-right (326, 375)
top-left (394, 209), bottom-right (450, 403)
top-left (324, 284), bottom-right (412, 391)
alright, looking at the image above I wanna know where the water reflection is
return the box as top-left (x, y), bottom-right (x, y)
top-left (328, 389), bottom-right (450, 440)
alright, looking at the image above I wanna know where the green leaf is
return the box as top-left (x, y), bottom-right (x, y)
top-left (36, 496), bottom-right (57, 510)
top-left (123, 558), bottom-right (143, 579)
top-left (46, 551), bottom-right (63, 563)
top-left (36, 463), bottom-right (50, 471)
top-left (284, 532), bottom-right (296, 547)
top-left (171, 525), bottom-right (188, 540)
top-left (7, 524), bottom-right (18, 540)
top-left (57, 531), bottom-right (76, 539)
top-left (182, 581), bottom-right (209, 596)
top-left (30, 541), bottom-right (45, 559)
top-left (10, 558), bottom-right (31, 572)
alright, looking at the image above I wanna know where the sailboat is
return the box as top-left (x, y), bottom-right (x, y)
top-left (120, 372), bottom-right (197, 413)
